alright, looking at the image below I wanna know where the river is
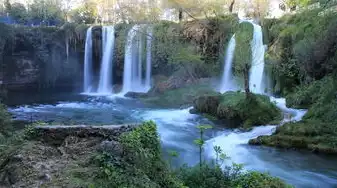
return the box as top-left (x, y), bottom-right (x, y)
top-left (6, 91), bottom-right (337, 188)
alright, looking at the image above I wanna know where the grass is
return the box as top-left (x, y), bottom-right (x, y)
top-left (142, 84), bottom-right (218, 108)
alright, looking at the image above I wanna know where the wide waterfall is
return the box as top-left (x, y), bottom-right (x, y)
top-left (220, 35), bottom-right (236, 93)
top-left (97, 26), bottom-right (115, 94)
top-left (121, 25), bottom-right (152, 94)
top-left (83, 27), bottom-right (93, 93)
top-left (249, 23), bottom-right (266, 94)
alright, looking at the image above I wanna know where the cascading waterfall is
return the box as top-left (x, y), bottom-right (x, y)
top-left (83, 26), bottom-right (93, 93)
top-left (122, 25), bottom-right (140, 94)
top-left (220, 35), bottom-right (236, 93)
top-left (145, 27), bottom-right (153, 91)
top-left (249, 23), bottom-right (266, 94)
top-left (121, 25), bottom-right (152, 94)
top-left (97, 26), bottom-right (115, 94)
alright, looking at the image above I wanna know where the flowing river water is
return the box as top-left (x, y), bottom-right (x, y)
top-left (6, 92), bottom-right (337, 188)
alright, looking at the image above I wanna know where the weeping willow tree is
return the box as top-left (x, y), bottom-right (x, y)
top-left (234, 22), bottom-right (253, 97)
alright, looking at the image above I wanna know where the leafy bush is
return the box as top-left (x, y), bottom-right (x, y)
top-left (95, 121), bottom-right (184, 188)
top-left (234, 171), bottom-right (292, 188)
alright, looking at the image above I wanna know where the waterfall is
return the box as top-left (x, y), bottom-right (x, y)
top-left (220, 35), bottom-right (236, 93)
top-left (145, 27), bottom-right (153, 91)
top-left (97, 26), bottom-right (115, 94)
top-left (249, 23), bottom-right (266, 94)
top-left (122, 25), bottom-right (140, 94)
top-left (83, 26), bottom-right (93, 93)
top-left (121, 25), bottom-right (152, 94)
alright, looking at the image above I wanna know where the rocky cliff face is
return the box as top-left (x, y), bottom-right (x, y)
top-left (0, 24), bottom-right (86, 96)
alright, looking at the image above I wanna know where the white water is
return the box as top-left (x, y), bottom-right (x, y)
top-left (97, 26), bottom-right (115, 94)
top-left (205, 96), bottom-right (307, 169)
top-left (121, 25), bottom-right (152, 94)
top-left (122, 25), bottom-right (140, 94)
top-left (145, 27), bottom-right (153, 91)
top-left (249, 23), bottom-right (266, 94)
top-left (220, 35), bottom-right (236, 93)
top-left (83, 27), bottom-right (93, 93)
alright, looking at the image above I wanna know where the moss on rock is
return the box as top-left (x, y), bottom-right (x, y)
top-left (194, 92), bottom-right (282, 128)
top-left (249, 120), bottom-right (337, 154)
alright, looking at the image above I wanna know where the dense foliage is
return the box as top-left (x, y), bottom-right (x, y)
top-left (264, 5), bottom-right (337, 94)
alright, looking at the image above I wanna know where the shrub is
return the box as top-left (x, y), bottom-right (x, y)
top-left (234, 171), bottom-right (292, 188)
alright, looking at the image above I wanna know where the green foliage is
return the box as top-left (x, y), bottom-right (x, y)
top-left (233, 22), bottom-right (253, 75)
top-left (234, 171), bottom-right (293, 188)
top-left (69, 1), bottom-right (98, 24)
top-left (250, 120), bottom-right (337, 154)
top-left (286, 76), bottom-right (336, 109)
top-left (265, 6), bottom-right (337, 94)
top-left (143, 83), bottom-right (218, 108)
top-left (195, 92), bottom-right (282, 128)
top-left (95, 121), bottom-right (184, 188)
top-left (7, 3), bottom-right (27, 23)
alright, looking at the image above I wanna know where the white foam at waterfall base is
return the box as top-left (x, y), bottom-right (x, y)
top-left (83, 27), bottom-right (93, 93)
top-left (97, 26), bottom-right (115, 94)
top-left (205, 96), bottom-right (307, 168)
top-left (136, 107), bottom-right (200, 149)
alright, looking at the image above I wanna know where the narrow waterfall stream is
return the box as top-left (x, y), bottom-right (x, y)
top-left (83, 27), bottom-right (93, 93)
top-left (249, 23), bottom-right (266, 94)
top-left (145, 27), bottom-right (153, 91)
top-left (97, 26), bottom-right (115, 94)
top-left (220, 35), bottom-right (236, 93)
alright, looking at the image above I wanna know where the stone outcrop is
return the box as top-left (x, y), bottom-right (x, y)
top-left (34, 124), bottom-right (137, 146)
top-left (0, 124), bottom-right (137, 187)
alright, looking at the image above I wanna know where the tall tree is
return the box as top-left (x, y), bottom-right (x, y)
top-left (234, 22), bottom-right (254, 97)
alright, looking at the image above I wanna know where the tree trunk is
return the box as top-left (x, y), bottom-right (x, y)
top-left (179, 8), bottom-right (183, 22)
top-left (229, 0), bottom-right (235, 13)
top-left (244, 64), bottom-right (251, 98)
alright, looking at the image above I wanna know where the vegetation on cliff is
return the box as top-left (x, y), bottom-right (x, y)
top-left (263, 3), bottom-right (337, 95)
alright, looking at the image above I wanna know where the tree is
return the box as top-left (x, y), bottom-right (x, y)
top-left (8, 3), bottom-right (27, 23)
top-left (69, 0), bottom-right (98, 24)
top-left (285, 0), bottom-right (311, 11)
top-left (234, 22), bottom-right (253, 97)
top-left (28, 0), bottom-right (64, 25)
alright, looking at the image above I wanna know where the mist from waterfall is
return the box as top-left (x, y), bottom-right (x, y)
top-left (249, 23), bottom-right (266, 94)
top-left (83, 26), bottom-right (93, 93)
top-left (97, 26), bottom-right (115, 94)
top-left (121, 25), bottom-right (152, 94)
top-left (220, 35), bottom-right (236, 93)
